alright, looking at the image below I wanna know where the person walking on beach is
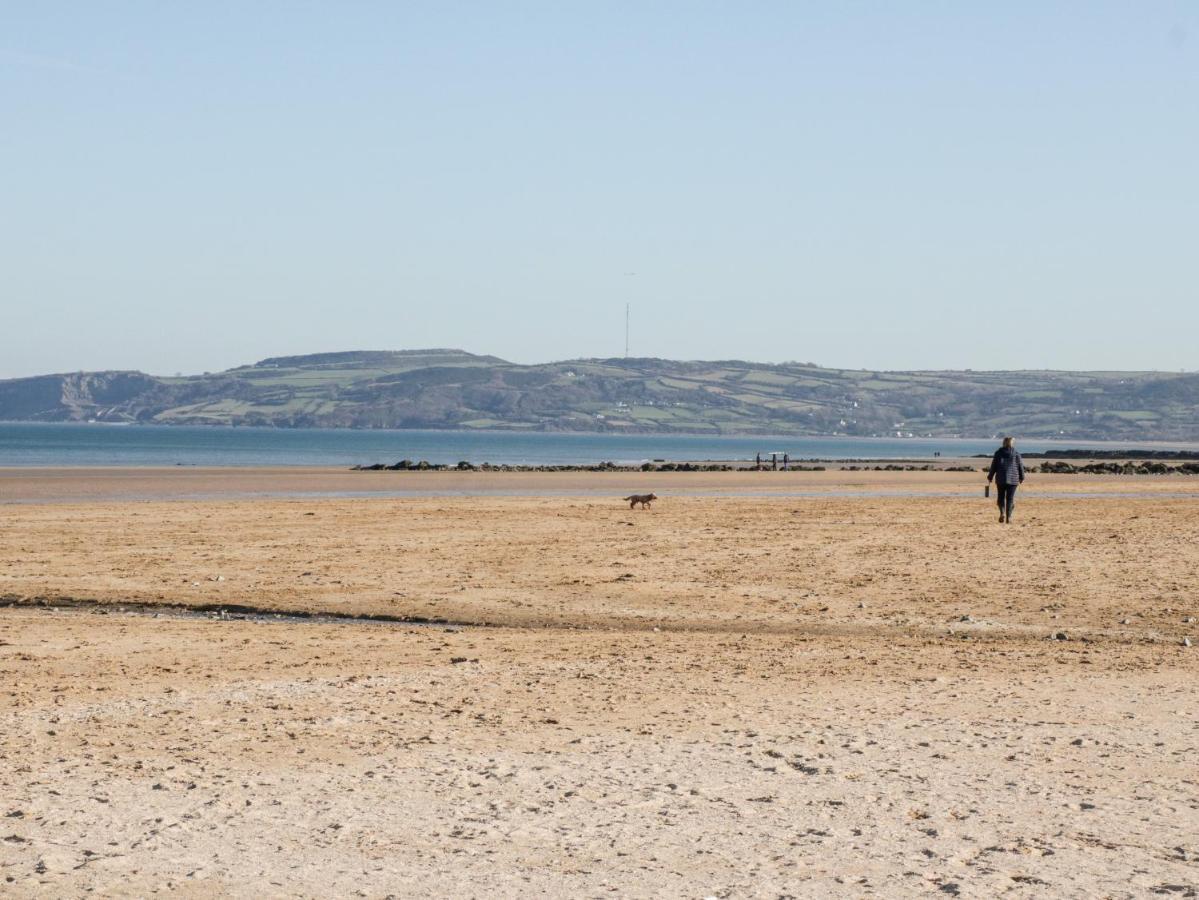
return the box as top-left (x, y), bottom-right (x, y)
top-left (987, 436), bottom-right (1025, 524)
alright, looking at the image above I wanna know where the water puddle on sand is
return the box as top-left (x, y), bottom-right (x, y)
top-left (0, 599), bottom-right (462, 629)
top-left (4, 600), bottom-right (1174, 648)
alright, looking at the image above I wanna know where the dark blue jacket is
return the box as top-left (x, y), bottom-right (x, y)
top-left (988, 447), bottom-right (1025, 485)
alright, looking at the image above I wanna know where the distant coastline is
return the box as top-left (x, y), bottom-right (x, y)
top-left (4, 349), bottom-right (1199, 441)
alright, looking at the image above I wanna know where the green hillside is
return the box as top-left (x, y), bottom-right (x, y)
top-left (2, 350), bottom-right (1197, 440)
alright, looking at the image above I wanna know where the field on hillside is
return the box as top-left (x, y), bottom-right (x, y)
top-left (5, 349), bottom-right (1199, 437)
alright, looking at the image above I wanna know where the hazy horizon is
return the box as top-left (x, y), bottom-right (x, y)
top-left (3, 3), bottom-right (1196, 379)
top-left (5, 345), bottom-right (1198, 381)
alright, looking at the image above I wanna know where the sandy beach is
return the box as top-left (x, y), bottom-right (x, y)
top-left (5, 464), bottom-right (1199, 503)
top-left (1, 468), bottom-right (1197, 896)
top-left (9, 1), bottom-right (1197, 896)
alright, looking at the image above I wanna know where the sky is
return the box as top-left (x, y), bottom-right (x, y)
top-left (1, 2), bottom-right (1196, 378)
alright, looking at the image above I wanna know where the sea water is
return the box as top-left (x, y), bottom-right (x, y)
top-left (1, 422), bottom-right (1194, 468)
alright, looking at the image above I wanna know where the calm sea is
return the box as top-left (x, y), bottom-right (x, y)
top-left (0, 422), bottom-right (1194, 468)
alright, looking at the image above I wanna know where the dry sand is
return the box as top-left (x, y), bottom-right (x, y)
top-left (1, 468), bottom-right (1197, 897)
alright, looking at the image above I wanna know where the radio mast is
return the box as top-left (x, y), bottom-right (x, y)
top-left (625, 303), bottom-right (630, 358)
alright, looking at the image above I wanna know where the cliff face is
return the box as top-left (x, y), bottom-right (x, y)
top-left (2, 351), bottom-right (1198, 439)
top-left (0, 372), bottom-right (165, 422)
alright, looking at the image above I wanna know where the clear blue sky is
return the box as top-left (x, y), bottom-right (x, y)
top-left (2, 2), bottom-right (1195, 378)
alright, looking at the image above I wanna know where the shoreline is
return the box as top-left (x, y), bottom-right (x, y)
top-left (5, 464), bottom-right (1199, 505)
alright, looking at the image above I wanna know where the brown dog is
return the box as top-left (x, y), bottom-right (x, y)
top-left (623, 493), bottom-right (658, 509)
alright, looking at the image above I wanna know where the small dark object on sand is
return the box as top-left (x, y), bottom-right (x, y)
top-left (623, 493), bottom-right (658, 509)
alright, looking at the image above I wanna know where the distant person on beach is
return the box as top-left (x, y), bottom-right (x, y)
top-left (987, 437), bottom-right (1025, 524)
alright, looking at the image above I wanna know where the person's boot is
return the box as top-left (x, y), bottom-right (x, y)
top-left (999, 512), bottom-right (1006, 523)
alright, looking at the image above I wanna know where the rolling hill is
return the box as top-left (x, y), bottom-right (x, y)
top-left (2, 349), bottom-right (1198, 440)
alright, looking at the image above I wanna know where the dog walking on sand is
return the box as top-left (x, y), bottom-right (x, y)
top-left (623, 493), bottom-right (658, 509)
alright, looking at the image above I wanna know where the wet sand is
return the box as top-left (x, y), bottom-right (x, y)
top-left (1, 469), bottom-right (1197, 896)
top-left (4, 464), bottom-right (1199, 503)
